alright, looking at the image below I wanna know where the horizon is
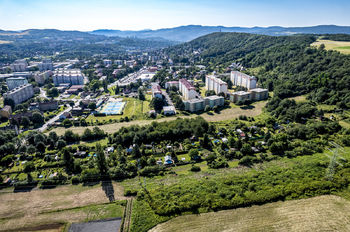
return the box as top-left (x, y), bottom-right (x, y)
top-left (0, 0), bottom-right (349, 31)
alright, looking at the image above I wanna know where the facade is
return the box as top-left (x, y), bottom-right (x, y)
top-left (230, 71), bottom-right (257, 90)
top-left (250, 88), bottom-right (269, 101)
top-left (230, 88), bottom-right (268, 103)
top-left (10, 59), bottom-right (27, 72)
top-left (184, 96), bottom-right (224, 112)
top-left (38, 59), bottom-right (53, 71)
top-left (179, 79), bottom-right (197, 100)
top-left (67, 85), bottom-right (84, 94)
top-left (0, 105), bottom-right (12, 119)
top-left (39, 101), bottom-right (58, 111)
top-left (103, 59), bottom-right (112, 66)
top-left (6, 77), bottom-right (28, 90)
top-left (151, 83), bottom-right (163, 99)
top-left (165, 81), bottom-right (179, 89)
top-left (52, 69), bottom-right (84, 86)
top-left (35, 70), bottom-right (53, 85)
top-left (204, 95), bottom-right (225, 108)
top-left (114, 60), bottom-right (124, 66)
top-left (163, 106), bottom-right (176, 115)
top-left (3, 84), bottom-right (34, 105)
top-left (205, 75), bottom-right (228, 94)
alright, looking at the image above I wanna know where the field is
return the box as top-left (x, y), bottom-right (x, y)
top-left (150, 195), bottom-right (350, 232)
top-left (312, 39), bottom-right (350, 54)
top-left (50, 101), bottom-right (266, 135)
top-left (0, 183), bottom-right (126, 231)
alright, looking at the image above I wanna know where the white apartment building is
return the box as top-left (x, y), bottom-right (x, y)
top-left (205, 75), bottom-right (228, 94)
top-left (10, 59), bottom-right (28, 72)
top-left (38, 59), bottom-right (53, 71)
top-left (35, 70), bottom-right (53, 85)
top-left (179, 79), bottom-right (197, 100)
top-left (4, 84), bottom-right (34, 105)
top-left (52, 69), bottom-right (84, 86)
top-left (103, 59), bottom-right (112, 66)
top-left (165, 81), bottom-right (179, 89)
top-left (230, 71), bottom-right (257, 90)
top-left (6, 77), bottom-right (28, 90)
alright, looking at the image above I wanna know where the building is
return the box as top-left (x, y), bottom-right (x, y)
top-left (250, 88), bottom-right (269, 101)
top-left (67, 85), bottom-right (84, 94)
top-left (163, 106), bottom-right (176, 115)
top-left (230, 88), bottom-right (268, 103)
top-left (0, 105), bottom-right (12, 119)
top-left (39, 101), bottom-right (58, 111)
top-left (3, 84), bottom-right (34, 105)
top-left (10, 59), bottom-right (27, 72)
top-left (230, 71), bottom-right (257, 90)
top-left (179, 79), bottom-right (197, 100)
top-left (148, 67), bottom-right (158, 73)
top-left (6, 77), bottom-right (28, 90)
top-left (52, 69), bottom-right (84, 86)
top-left (125, 60), bottom-right (135, 67)
top-left (184, 95), bottom-right (225, 112)
top-left (151, 83), bottom-right (162, 99)
top-left (35, 70), bottom-right (53, 85)
top-left (204, 95), bottom-right (225, 108)
top-left (205, 75), bottom-right (228, 94)
top-left (103, 59), bottom-right (112, 66)
top-left (165, 81), bottom-right (179, 89)
top-left (38, 59), bottom-right (53, 71)
top-left (114, 60), bottom-right (123, 66)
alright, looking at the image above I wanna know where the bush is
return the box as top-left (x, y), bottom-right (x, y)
top-left (71, 176), bottom-right (80, 185)
top-left (124, 189), bottom-right (138, 196)
top-left (190, 165), bottom-right (201, 172)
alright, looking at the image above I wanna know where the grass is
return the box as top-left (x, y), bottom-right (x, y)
top-left (149, 195), bottom-right (350, 232)
top-left (312, 39), bottom-right (350, 55)
top-left (0, 182), bottom-right (127, 231)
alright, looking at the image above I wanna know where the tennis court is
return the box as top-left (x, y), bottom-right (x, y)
top-left (100, 101), bottom-right (126, 115)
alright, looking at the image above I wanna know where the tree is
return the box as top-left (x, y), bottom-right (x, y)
top-left (4, 98), bottom-right (15, 109)
top-left (48, 87), bottom-right (59, 98)
top-left (62, 149), bottom-right (74, 173)
top-left (150, 97), bottom-right (164, 111)
top-left (96, 144), bottom-right (108, 176)
top-left (62, 119), bottom-right (73, 128)
top-left (23, 161), bottom-right (35, 173)
top-left (56, 139), bottom-right (66, 149)
top-left (138, 88), bottom-right (145, 101)
top-left (36, 142), bottom-right (46, 153)
top-left (189, 149), bottom-right (200, 161)
top-left (32, 112), bottom-right (44, 127)
top-left (88, 102), bottom-right (97, 111)
top-left (21, 116), bottom-right (30, 128)
top-left (240, 143), bottom-right (253, 156)
top-left (27, 145), bottom-right (36, 154)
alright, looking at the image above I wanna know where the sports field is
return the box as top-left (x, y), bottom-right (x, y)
top-left (100, 101), bottom-right (126, 115)
top-left (312, 39), bottom-right (350, 54)
top-left (150, 195), bottom-right (350, 232)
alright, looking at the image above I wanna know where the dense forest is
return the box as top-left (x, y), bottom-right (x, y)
top-left (166, 33), bottom-right (350, 108)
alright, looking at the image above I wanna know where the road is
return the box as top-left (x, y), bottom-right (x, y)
top-left (108, 67), bottom-right (146, 88)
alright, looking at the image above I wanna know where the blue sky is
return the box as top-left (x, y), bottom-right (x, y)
top-left (0, 0), bottom-right (349, 31)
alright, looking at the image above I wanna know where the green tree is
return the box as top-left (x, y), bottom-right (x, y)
top-left (96, 144), bottom-right (108, 176)
top-left (32, 112), bottom-right (44, 127)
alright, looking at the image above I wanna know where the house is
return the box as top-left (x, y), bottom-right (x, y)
top-left (59, 111), bottom-right (72, 120)
top-left (164, 155), bottom-right (173, 165)
top-left (39, 101), bottom-right (58, 111)
top-left (0, 105), bottom-right (12, 119)
top-left (106, 147), bottom-right (114, 153)
top-left (74, 151), bottom-right (87, 158)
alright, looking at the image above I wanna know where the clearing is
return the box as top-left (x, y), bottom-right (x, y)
top-left (0, 182), bottom-right (126, 231)
top-left (50, 101), bottom-right (266, 136)
top-left (150, 195), bottom-right (350, 232)
top-left (312, 39), bottom-right (350, 54)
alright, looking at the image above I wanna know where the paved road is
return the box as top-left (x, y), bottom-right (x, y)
top-left (108, 67), bottom-right (146, 88)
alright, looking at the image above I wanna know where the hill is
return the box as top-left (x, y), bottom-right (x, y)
top-left (91, 25), bottom-right (350, 42)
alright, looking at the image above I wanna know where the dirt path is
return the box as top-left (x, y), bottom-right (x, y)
top-left (121, 198), bottom-right (133, 232)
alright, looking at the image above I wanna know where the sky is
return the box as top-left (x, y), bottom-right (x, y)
top-left (0, 0), bottom-right (349, 31)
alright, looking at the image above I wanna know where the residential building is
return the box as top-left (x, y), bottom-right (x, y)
top-left (229, 91), bottom-right (251, 103)
top-left (163, 106), bottom-right (176, 115)
top-left (179, 79), bottom-right (197, 100)
top-left (38, 59), bottom-right (53, 71)
top-left (184, 95), bottom-right (225, 112)
top-left (148, 67), bottom-right (158, 73)
top-left (114, 60), bottom-right (124, 66)
top-left (3, 84), bottom-right (34, 105)
top-left (250, 88), bottom-right (269, 101)
top-left (103, 59), bottom-right (112, 66)
top-left (165, 81), bottom-right (179, 89)
top-left (151, 83), bottom-right (162, 99)
top-left (6, 77), bottom-right (28, 90)
top-left (205, 75), bottom-right (228, 94)
top-left (230, 71), bottom-right (257, 90)
top-left (204, 95), bottom-right (225, 108)
top-left (39, 101), bottom-right (58, 111)
top-left (67, 85), bottom-right (84, 94)
top-left (10, 59), bottom-right (27, 72)
top-left (52, 69), bottom-right (84, 86)
top-left (35, 70), bottom-right (53, 85)
top-left (0, 105), bottom-right (12, 119)
top-left (125, 60), bottom-right (135, 67)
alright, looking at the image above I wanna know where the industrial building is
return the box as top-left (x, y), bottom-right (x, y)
top-left (6, 77), bottom-right (28, 90)
top-left (179, 79), bottom-right (197, 100)
top-left (230, 71), bottom-right (257, 90)
top-left (52, 69), bottom-right (84, 86)
top-left (205, 75), bottom-right (228, 94)
top-left (3, 84), bottom-right (34, 105)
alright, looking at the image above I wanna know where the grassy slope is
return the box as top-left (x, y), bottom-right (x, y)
top-left (312, 39), bottom-right (350, 54)
top-left (149, 195), bottom-right (350, 232)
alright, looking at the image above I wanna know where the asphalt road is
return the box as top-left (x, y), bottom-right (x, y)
top-left (69, 218), bottom-right (121, 232)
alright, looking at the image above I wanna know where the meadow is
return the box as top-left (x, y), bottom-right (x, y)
top-left (312, 39), bottom-right (350, 54)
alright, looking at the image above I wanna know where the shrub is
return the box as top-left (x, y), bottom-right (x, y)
top-left (190, 165), bottom-right (201, 172)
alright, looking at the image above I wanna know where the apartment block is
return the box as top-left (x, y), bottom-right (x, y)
top-left (151, 83), bottom-right (163, 99)
top-left (230, 71), bottom-right (257, 90)
top-left (165, 81), bottom-right (179, 89)
top-left (4, 84), bottom-right (34, 105)
top-left (184, 95), bottom-right (225, 112)
top-left (250, 88), bottom-right (269, 101)
top-left (229, 91), bottom-right (252, 103)
top-left (52, 69), bottom-right (84, 86)
top-left (205, 75), bottom-right (228, 94)
top-left (35, 70), bottom-right (53, 85)
top-left (179, 79), bottom-right (197, 100)
top-left (38, 59), bottom-right (53, 71)
top-left (6, 77), bottom-right (28, 90)
top-left (230, 88), bottom-right (268, 103)
top-left (10, 59), bottom-right (27, 72)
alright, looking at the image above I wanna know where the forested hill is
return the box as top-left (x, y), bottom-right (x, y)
top-left (167, 32), bottom-right (350, 108)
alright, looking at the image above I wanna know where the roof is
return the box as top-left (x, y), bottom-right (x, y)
top-left (163, 106), bottom-right (176, 111)
top-left (231, 71), bottom-right (257, 80)
top-left (151, 83), bottom-right (162, 93)
top-left (232, 91), bottom-right (250, 96)
top-left (205, 95), bottom-right (224, 100)
top-left (1, 105), bottom-right (11, 112)
top-left (250, 88), bottom-right (268, 92)
top-left (179, 79), bottom-right (195, 90)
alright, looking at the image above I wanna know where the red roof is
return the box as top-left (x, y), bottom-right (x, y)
top-left (179, 79), bottom-right (195, 90)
